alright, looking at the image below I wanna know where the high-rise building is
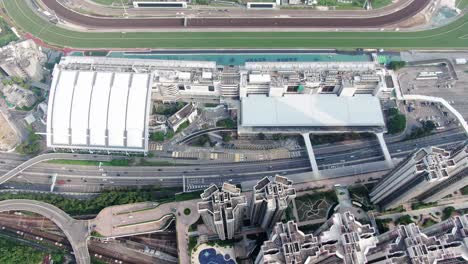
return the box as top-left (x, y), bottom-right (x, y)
top-left (314, 211), bottom-right (378, 263)
top-left (250, 175), bottom-right (296, 229)
top-left (197, 183), bottom-right (247, 240)
top-left (255, 212), bottom-right (377, 264)
top-left (256, 212), bottom-right (468, 264)
top-left (417, 143), bottom-right (468, 203)
top-left (366, 214), bottom-right (468, 263)
top-left (254, 221), bottom-right (320, 264)
top-left (370, 145), bottom-right (467, 210)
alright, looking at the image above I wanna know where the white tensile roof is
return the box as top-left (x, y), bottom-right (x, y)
top-left (46, 69), bottom-right (151, 152)
top-left (241, 94), bottom-right (385, 128)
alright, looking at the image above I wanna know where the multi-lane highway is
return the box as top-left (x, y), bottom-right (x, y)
top-left (41, 0), bottom-right (430, 28)
top-left (0, 130), bottom-right (465, 193)
top-left (0, 153), bottom-right (115, 185)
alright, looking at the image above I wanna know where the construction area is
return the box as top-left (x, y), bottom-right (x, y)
top-left (0, 112), bottom-right (19, 151)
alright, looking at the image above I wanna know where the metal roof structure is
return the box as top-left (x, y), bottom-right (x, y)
top-left (241, 94), bottom-right (385, 128)
top-left (46, 68), bottom-right (152, 152)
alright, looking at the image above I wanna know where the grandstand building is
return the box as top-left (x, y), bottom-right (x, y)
top-left (238, 93), bottom-right (386, 135)
top-left (46, 56), bottom-right (393, 151)
top-left (46, 57), bottom-right (153, 153)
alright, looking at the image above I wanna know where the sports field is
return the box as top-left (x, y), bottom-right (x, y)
top-left (2, 0), bottom-right (468, 49)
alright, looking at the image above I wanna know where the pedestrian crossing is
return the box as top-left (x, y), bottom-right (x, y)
top-left (171, 149), bottom-right (304, 162)
top-left (148, 143), bottom-right (163, 151)
top-left (186, 177), bottom-right (228, 191)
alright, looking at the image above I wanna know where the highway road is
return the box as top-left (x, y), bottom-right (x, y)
top-left (0, 199), bottom-right (90, 264)
top-left (0, 153), bottom-right (115, 185)
top-left (0, 130), bottom-right (465, 193)
top-left (40, 0), bottom-right (430, 28)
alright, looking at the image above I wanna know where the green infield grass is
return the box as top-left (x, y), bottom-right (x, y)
top-left (90, 0), bottom-right (122, 5)
top-left (3, 0), bottom-right (468, 49)
top-left (457, 0), bottom-right (468, 9)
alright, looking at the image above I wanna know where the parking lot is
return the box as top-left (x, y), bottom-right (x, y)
top-left (398, 60), bottom-right (468, 120)
top-left (400, 100), bottom-right (460, 131)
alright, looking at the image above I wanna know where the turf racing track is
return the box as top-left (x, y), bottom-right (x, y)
top-left (43, 0), bottom-right (429, 28)
top-left (2, 0), bottom-right (468, 48)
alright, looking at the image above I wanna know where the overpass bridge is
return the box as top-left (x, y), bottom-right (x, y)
top-left (0, 153), bottom-right (114, 185)
top-left (0, 199), bottom-right (90, 264)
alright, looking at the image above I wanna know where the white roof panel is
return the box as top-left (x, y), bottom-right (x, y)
top-left (89, 72), bottom-right (113, 146)
top-left (126, 74), bottom-right (148, 148)
top-left (46, 67), bottom-right (60, 146)
top-left (178, 72), bottom-right (191, 80)
top-left (107, 73), bottom-right (130, 147)
top-left (51, 70), bottom-right (77, 145)
top-left (249, 74), bottom-right (271, 84)
top-left (47, 66), bottom-right (151, 152)
top-left (241, 94), bottom-right (384, 127)
top-left (70, 71), bottom-right (95, 145)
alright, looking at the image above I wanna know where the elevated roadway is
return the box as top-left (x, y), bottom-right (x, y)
top-left (40, 0), bottom-right (431, 28)
top-left (177, 127), bottom-right (236, 144)
top-left (0, 130), bottom-right (464, 193)
top-left (0, 199), bottom-right (90, 264)
top-left (0, 153), bottom-right (114, 185)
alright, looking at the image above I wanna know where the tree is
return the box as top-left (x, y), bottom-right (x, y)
top-left (442, 206), bottom-right (456, 220)
top-left (150, 131), bottom-right (165, 142)
top-left (257, 133), bottom-right (266, 140)
top-left (387, 114), bottom-right (406, 134)
top-left (16, 127), bottom-right (42, 155)
top-left (388, 61), bottom-right (406, 71)
top-left (0, 238), bottom-right (44, 264)
top-left (388, 107), bottom-right (399, 116)
top-left (221, 132), bottom-right (232, 142)
top-left (386, 108), bottom-right (406, 134)
top-left (216, 118), bottom-right (236, 129)
top-left (272, 133), bottom-right (285, 141)
top-left (422, 120), bottom-right (436, 131)
top-left (166, 130), bottom-right (174, 139)
top-left (396, 214), bottom-right (413, 225)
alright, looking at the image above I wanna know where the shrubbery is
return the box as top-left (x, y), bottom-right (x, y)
top-left (388, 61), bottom-right (407, 71)
top-left (387, 108), bottom-right (406, 134)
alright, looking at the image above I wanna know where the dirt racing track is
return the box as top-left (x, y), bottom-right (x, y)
top-left (42, 0), bottom-right (430, 28)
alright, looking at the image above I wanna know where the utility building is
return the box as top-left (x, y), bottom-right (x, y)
top-left (198, 183), bottom-right (247, 240)
top-left (250, 176), bottom-right (296, 229)
top-left (370, 144), bottom-right (467, 210)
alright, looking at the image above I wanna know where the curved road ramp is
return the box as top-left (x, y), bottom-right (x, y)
top-left (0, 199), bottom-right (187, 264)
top-left (91, 201), bottom-right (177, 238)
top-left (0, 199), bottom-right (91, 264)
top-left (0, 153), bottom-right (115, 185)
